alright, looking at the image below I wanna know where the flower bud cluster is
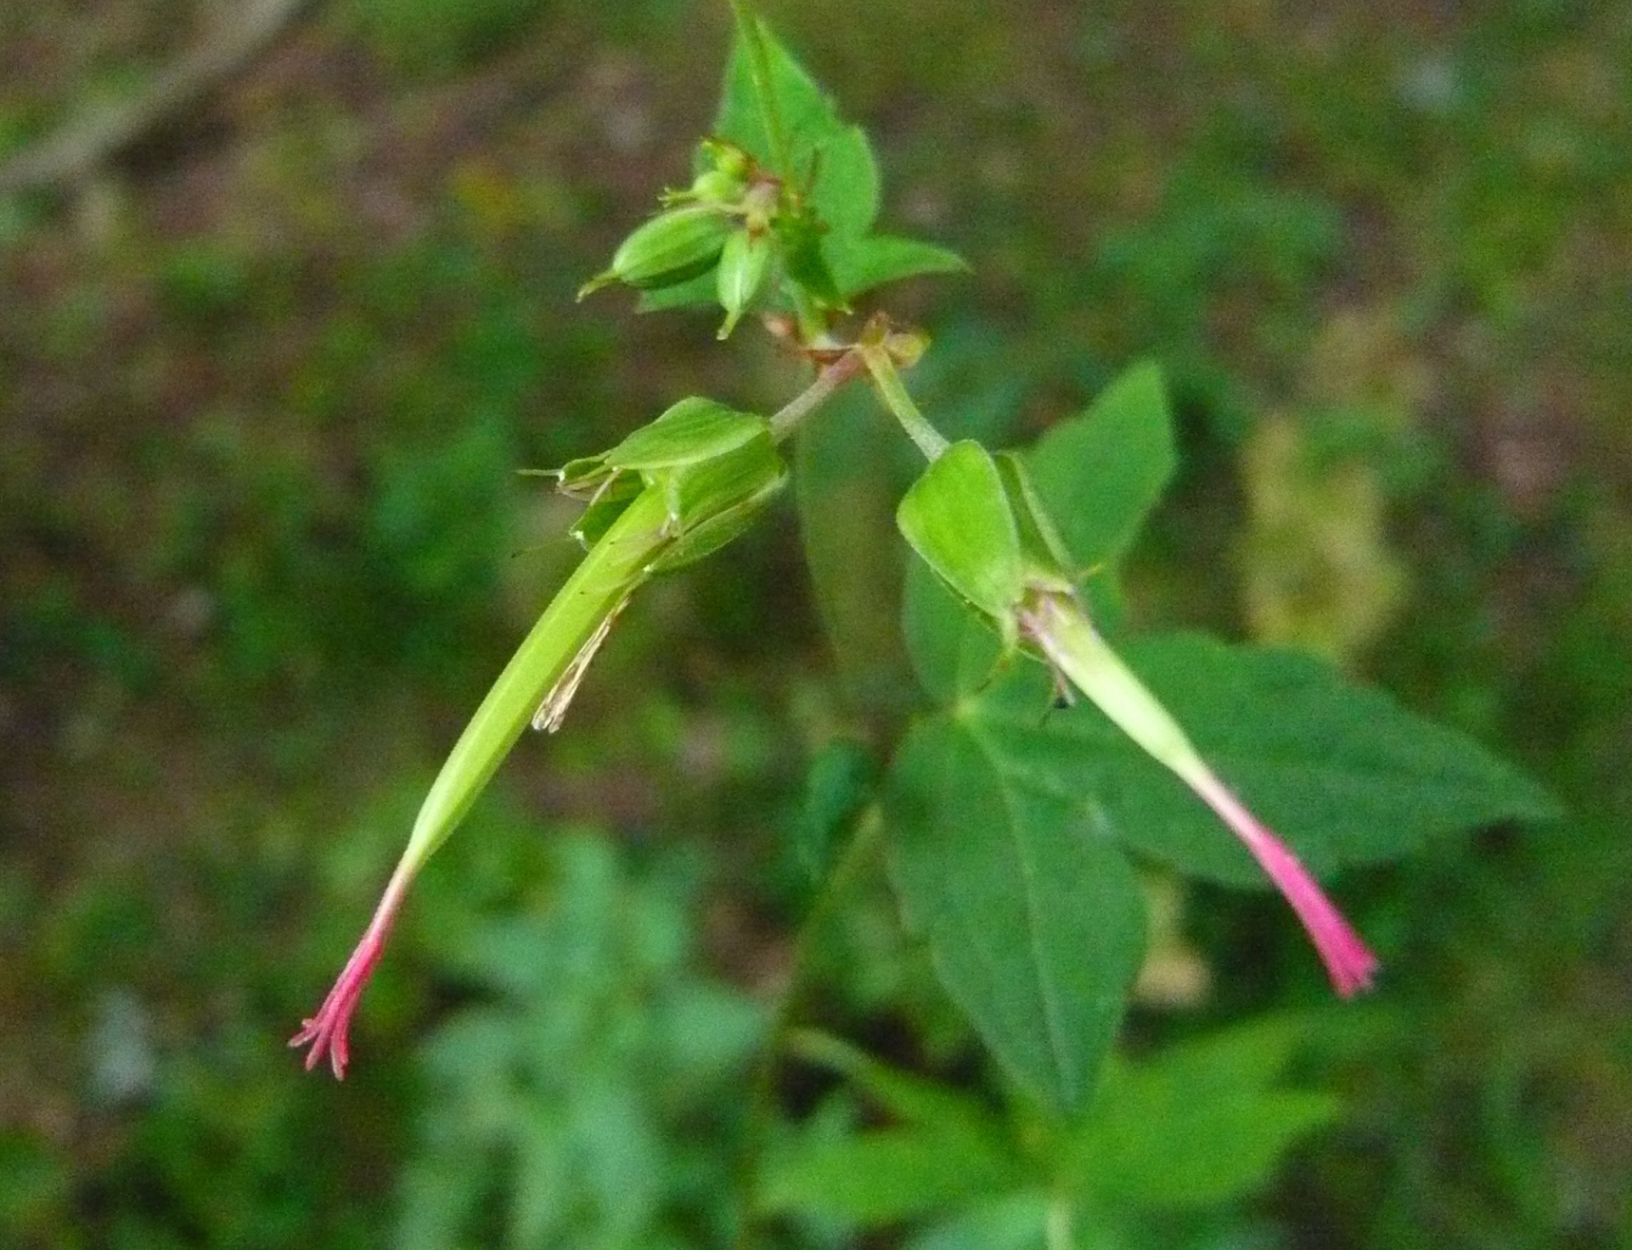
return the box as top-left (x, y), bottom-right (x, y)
top-left (580, 139), bottom-right (783, 339)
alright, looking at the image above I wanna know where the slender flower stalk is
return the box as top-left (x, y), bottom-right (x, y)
top-left (1023, 592), bottom-right (1379, 996)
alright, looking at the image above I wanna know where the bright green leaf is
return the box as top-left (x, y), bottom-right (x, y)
top-left (1064, 1019), bottom-right (1344, 1210)
top-left (813, 123), bottom-right (882, 238)
top-left (1026, 361), bottom-right (1175, 570)
top-left (828, 234), bottom-right (969, 300)
top-left (897, 440), bottom-right (1024, 627)
top-left (716, 21), bottom-right (879, 235)
top-left (884, 716), bottom-right (1147, 1115)
top-left (604, 397), bottom-right (766, 472)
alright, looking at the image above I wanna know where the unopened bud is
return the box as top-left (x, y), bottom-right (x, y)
top-left (579, 205), bottom-right (733, 299)
top-left (715, 228), bottom-right (774, 340)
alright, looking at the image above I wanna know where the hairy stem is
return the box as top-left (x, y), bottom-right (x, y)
top-left (727, 0), bottom-right (794, 180)
top-left (862, 347), bottom-right (950, 460)
top-left (768, 351), bottom-right (864, 442)
top-left (735, 805), bottom-right (885, 1250)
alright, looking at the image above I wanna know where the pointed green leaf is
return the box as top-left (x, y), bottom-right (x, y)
top-left (797, 741), bottom-right (879, 882)
top-left (829, 234), bottom-right (970, 300)
top-left (901, 558), bottom-right (1006, 704)
top-left (885, 716), bottom-right (1147, 1115)
top-left (897, 440), bottom-right (1024, 626)
top-left (1063, 1019), bottom-right (1344, 1209)
top-left (763, 1125), bottom-right (1020, 1225)
top-left (716, 21), bottom-right (879, 234)
top-left (634, 268), bottom-right (717, 313)
top-left (1026, 361), bottom-right (1175, 569)
top-left (788, 1029), bottom-right (1007, 1136)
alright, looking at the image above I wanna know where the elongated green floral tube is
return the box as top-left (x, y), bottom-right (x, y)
top-left (1022, 593), bottom-right (1379, 998)
top-left (293, 421), bottom-right (785, 1077)
top-left (405, 487), bottom-right (670, 868)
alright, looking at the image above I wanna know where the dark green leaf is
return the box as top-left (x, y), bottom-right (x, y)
top-left (901, 558), bottom-right (1005, 704)
top-left (635, 269), bottom-right (716, 313)
top-left (788, 1029), bottom-right (1007, 1136)
top-left (885, 716), bottom-right (1147, 1115)
top-left (798, 740), bottom-right (879, 881)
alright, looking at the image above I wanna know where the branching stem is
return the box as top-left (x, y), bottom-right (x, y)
top-left (768, 350), bottom-right (864, 442)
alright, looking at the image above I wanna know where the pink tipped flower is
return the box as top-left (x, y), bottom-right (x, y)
top-left (1024, 593), bottom-right (1379, 997)
top-left (289, 864), bottom-right (413, 1079)
top-left (1188, 774), bottom-right (1379, 996)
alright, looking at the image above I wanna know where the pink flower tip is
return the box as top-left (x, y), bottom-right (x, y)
top-left (1195, 778), bottom-right (1380, 997)
top-left (288, 929), bottom-right (388, 1079)
top-left (290, 871), bottom-right (409, 1078)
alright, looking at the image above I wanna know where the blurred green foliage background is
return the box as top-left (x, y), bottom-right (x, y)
top-left (2, 1), bottom-right (1629, 1247)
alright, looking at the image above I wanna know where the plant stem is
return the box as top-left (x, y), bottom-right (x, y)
top-left (727, 0), bottom-right (794, 180)
top-left (734, 805), bottom-right (885, 1250)
top-left (768, 350), bottom-right (863, 442)
top-left (862, 347), bottom-right (950, 460)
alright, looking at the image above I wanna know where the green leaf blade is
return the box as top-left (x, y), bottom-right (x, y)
top-left (1026, 361), bottom-right (1175, 570)
top-left (885, 716), bottom-right (1147, 1115)
top-left (897, 440), bottom-right (1024, 626)
top-left (829, 234), bottom-right (969, 301)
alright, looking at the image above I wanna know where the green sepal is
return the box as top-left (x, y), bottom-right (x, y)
top-left (896, 440), bottom-right (1023, 649)
top-left (650, 431), bottom-right (788, 573)
top-left (605, 396), bottom-right (767, 473)
top-left (584, 204), bottom-right (734, 297)
top-left (993, 451), bottom-right (1075, 591)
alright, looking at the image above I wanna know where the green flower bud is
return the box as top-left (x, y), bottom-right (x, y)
top-left (701, 137), bottom-right (754, 181)
top-left (578, 205), bottom-right (733, 299)
top-left (715, 228), bottom-right (774, 340)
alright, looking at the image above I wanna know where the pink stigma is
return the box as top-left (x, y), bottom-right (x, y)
top-left (289, 866), bottom-right (411, 1079)
top-left (1192, 776), bottom-right (1380, 997)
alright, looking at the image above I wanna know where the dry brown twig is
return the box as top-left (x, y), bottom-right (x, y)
top-left (0, 0), bottom-right (315, 197)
